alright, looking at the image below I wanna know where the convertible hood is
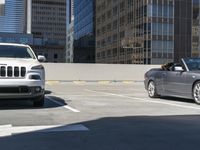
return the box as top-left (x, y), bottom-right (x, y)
top-left (0, 58), bottom-right (39, 68)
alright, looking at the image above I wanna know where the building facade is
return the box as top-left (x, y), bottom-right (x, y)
top-left (96, 0), bottom-right (200, 64)
top-left (96, 0), bottom-right (174, 64)
top-left (0, 0), bottom-right (31, 34)
top-left (31, 0), bottom-right (66, 62)
top-left (192, 0), bottom-right (200, 57)
top-left (73, 0), bottom-right (95, 63)
top-left (66, 0), bottom-right (74, 63)
top-left (0, 32), bottom-right (33, 45)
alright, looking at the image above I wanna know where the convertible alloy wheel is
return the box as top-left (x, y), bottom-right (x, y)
top-left (148, 81), bottom-right (158, 98)
top-left (193, 82), bottom-right (200, 104)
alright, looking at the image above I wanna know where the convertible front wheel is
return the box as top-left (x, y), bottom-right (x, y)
top-left (148, 81), bottom-right (158, 98)
top-left (193, 82), bottom-right (200, 104)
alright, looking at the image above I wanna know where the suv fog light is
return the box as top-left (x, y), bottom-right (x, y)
top-left (35, 87), bottom-right (41, 93)
top-left (30, 75), bottom-right (41, 80)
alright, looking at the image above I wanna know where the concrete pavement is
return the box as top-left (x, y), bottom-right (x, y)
top-left (0, 82), bottom-right (200, 149)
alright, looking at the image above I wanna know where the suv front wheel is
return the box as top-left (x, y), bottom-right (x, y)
top-left (33, 95), bottom-right (45, 107)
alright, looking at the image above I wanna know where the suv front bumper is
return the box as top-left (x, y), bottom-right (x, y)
top-left (0, 79), bottom-right (45, 99)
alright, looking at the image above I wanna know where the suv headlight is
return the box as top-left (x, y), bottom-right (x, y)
top-left (31, 65), bottom-right (44, 70)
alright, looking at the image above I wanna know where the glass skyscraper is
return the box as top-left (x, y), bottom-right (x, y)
top-left (73, 0), bottom-right (95, 63)
top-left (0, 0), bottom-right (30, 34)
top-left (66, 0), bottom-right (74, 63)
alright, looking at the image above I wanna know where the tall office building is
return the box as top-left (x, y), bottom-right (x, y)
top-left (66, 0), bottom-right (74, 63)
top-left (73, 0), bottom-right (95, 63)
top-left (0, 0), bottom-right (5, 16)
top-left (0, 0), bottom-right (31, 34)
top-left (31, 0), bottom-right (66, 62)
top-left (96, 0), bottom-right (200, 64)
top-left (192, 0), bottom-right (200, 57)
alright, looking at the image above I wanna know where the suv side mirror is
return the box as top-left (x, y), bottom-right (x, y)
top-left (38, 55), bottom-right (46, 62)
top-left (174, 66), bottom-right (184, 72)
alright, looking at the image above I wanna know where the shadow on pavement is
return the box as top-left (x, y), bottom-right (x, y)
top-left (159, 96), bottom-right (195, 104)
top-left (0, 115), bottom-right (200, 150)
top-left (0, 95), bottom-right (67, 110)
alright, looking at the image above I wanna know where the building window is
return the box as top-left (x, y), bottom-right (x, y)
top-left (112, 48), bottom-right (117, 56)
top-left (97, 52), bottom-right (101, 59)
top-left (107, 23), bottom-right (112, 31)
top-left (152, 40), bottom-right (174, 52)
top-left (54, 53), bottom-right (58, 59)
top-left (107, 49), bottom-right (111, 57)
top-left (107, 36), bottom-right (112, 43)
top-left (107, 10), bottom-right (111, 18)
top-left (113, 34), bottom-right (118, 43)
top-left (107, 0), bottom-right (111, 6)
top-left (158, 5), bottom-right (162, 17)
top-left (113, 20), bottom-right (118, 30)
top-left (127, 11), bottom-right (133, 23)
top-left (120, 48), bottom-right (124, 55)
top-left (120, 16), bottom-right (125, 26)
top-left (127, 0), bottom-right (133, 8)
top-left (97, 17), bottom-right (101, 24)
top-left (102, 26), bottom-right (106, 33)
top-left (101, 51), bottom-right (106, 58)
top-left (113, 6), bottom-right (118, 16)
top-left (97, 29), bottom-right (101, 36)
top-left (120, 31), bottom-right (125, 39)
top-left (102, 14), bottom-right (106, 22)
top-left (120, 2), bottom-right (125, 12)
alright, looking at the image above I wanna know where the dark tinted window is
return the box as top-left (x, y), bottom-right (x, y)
top-left (0, 45), bottom-right (35, 59)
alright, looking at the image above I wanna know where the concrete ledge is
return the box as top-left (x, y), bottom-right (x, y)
top-left (43, 63), bottom-right (160, 81)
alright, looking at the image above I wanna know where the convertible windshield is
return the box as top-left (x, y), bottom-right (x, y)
top-left (0, 45), bottom-right (36, 59)
top-left (183, 58), bottom-right (200, 71)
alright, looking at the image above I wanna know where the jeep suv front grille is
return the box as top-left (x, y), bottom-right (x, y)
top-left (0, 66), bottom-right (26, 78)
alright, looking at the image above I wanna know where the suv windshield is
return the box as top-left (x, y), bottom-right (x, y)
top-left (0, 45), bottom-right (36, 59)
top-left (183, 58), bottom-right (200, 71)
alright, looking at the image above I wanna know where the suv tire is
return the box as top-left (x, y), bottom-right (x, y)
top-left (33, 95), bottom-right (45, 107)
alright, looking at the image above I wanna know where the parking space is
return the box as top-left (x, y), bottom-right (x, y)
top-left (1, 82), bottom-right (200, 149)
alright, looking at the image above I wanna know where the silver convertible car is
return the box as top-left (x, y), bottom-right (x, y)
top-left (144, 58), bottom-right (200, 104)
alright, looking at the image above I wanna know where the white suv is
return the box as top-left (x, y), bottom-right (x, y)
top-left (0, 43), bottom-right (45, 107)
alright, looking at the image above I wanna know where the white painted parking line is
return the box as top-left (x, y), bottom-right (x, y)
top-left (46, 96), bottom-right (80, 113)
top-left (85, 89), bottom-right (200, 111)
top-left (0, 124), bottom-right (89, 137)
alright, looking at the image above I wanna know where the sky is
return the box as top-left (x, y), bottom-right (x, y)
top-left (0, 0), bottom-right (5, 4)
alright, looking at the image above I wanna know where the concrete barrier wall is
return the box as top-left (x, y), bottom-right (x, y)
top-left (43, 63), bottom-right (160, 81)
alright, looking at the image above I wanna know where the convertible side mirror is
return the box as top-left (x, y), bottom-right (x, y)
top-left (38, 55), bottom-right (46, 62)
top-left (174, 66), bottom-right (184, 72)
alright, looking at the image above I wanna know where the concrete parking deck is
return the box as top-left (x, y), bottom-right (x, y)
top-left (0, 82), bottom-right (200, 149)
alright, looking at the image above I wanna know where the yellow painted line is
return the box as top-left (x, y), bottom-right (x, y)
top-left (46, 81), bottom-right (60, 85)
top-left (73, 81), bottom-right (86, 85)
top-left (98, 81), bottom-right (111, 85)
top-left (122, 81), bottom-right (134, 84)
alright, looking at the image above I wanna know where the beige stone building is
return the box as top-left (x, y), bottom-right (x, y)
top-left (96, 0), bottom-right (199, 64)
top-left (96, 0), bottom-right (147, 64)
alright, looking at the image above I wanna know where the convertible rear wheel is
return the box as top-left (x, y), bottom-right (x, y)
top-left (148, 81), bottom-right (158, 98)
top-left (193, 82), bottom-right (200, 104)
